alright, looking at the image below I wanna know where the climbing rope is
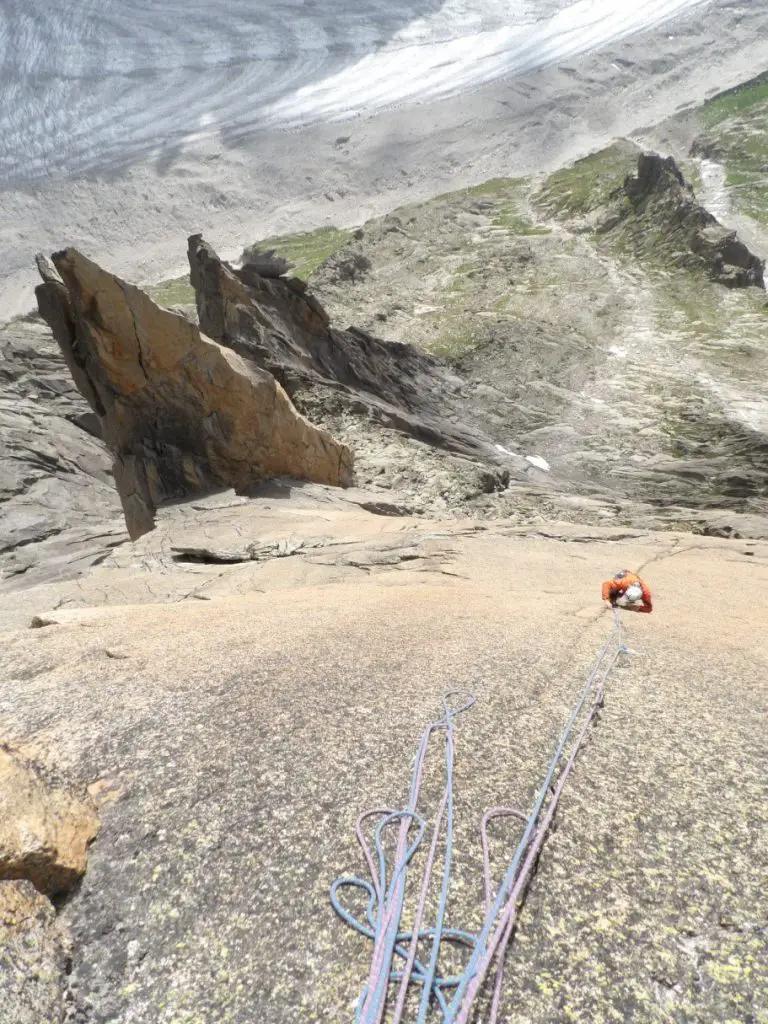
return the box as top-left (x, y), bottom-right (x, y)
top-left (331, 609), bottom-right (628, 1022)
top-left (331, 691), bottom-right (476, 1024)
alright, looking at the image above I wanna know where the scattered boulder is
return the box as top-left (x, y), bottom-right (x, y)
top-left (690, 225), bottom-right (765, 288)
top-left (35, 248), bottom-right (353, 540)
top-left (0, 881), bottom-right (69, 1024)
top-left (475, 467), bottom-right (511, 494)
top-left (314, 248), bottom-right (372, 284)
top-left (0, 748), bottom-right (99, 897)
top-left (689, 138), bottom-right (728, 163)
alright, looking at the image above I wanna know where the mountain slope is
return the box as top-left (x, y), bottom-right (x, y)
top-left (1, 500), bottom-right (766, 1023)
top-left (2, 75), bottom-right (768, 1024)
top-left (292, 145), bottom-right (768, 536)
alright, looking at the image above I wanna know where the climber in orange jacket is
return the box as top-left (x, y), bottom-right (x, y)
top-left (602, 570), bottom-right (652, 613)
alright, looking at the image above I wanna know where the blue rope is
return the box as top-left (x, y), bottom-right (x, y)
top-left (361, 809), bottom-right (427, 1022)
top-left (415, 693), bottom-right (465, 1024)
top-left (331, 612), bottom-right (627, 1020)
top-left (332, 694), bottom-right (476, 1021)
top-left (445, 609), bottom-right (625, 1021)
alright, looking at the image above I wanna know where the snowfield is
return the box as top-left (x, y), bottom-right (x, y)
top-left (1, 0), bottom-right (707, 183)
top-left (1, 0), bottom-right (767, 316)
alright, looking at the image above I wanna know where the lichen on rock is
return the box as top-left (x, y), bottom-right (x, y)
top-left (0, 880), bottom-right (70, 1024)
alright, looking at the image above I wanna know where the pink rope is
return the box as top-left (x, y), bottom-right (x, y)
top-left (456, 646), bottom-right (619, 1023)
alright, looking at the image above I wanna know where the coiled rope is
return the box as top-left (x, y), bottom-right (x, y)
top-left (331, 609), bottom-right (627, 1022)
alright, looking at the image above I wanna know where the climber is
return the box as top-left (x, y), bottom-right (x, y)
top-left (602, 570), bottom-right (652, 613)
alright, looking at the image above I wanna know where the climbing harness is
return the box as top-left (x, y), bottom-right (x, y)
top-left (331, 608), bottom-right (628, 1022)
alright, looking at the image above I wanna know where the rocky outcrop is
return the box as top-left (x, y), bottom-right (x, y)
top-left (612, 153), bottom-right (765, 288)
top-left (238, 247), bottom-right (295, 278)
top-left (188, 234), bottom-right (498, 459)
top-left (0, 748), bottom-right (99, 897)
top-left (0, 881), bottom-right (70, 1024)
top-left (623, 152), bottom-right (686, 197)
top-left (0, 314), bottom-right (125, 589)
top-left (690, 226), bottom-right (765, 289)
top-left (35, 248), bottom-right (353, 540)
top-left (313, 248), bottom-right (372, 284)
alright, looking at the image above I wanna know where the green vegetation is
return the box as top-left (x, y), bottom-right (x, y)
top-left (535, 78), bottom-right (768, 228)
top-left (680, 159), bottom-right (702, 192)
top-left (146, 276), bottom-right (194, 307)
top-left (433, 177), bottom-right (550, 236)
top-left (493, 207), bottom-right (550, 235)
top-left (535, 141), bottom-right (692, 273)
top-left (535, 143), bottom-right (638, 218)
top-left (429, 322), bottom-right (479, 360)
top-left (244, 225), bottom-right (352, 280)
top-left (700, 72), bottom-right (768, 128)
top-left (146, 225), bottom-right (354, 310)
top-left (693, 74), bottom-right (768, 225)
top-left (433, 176), bottom-right (529, 201)
top-left (656, 276), bottom-right (724, 338)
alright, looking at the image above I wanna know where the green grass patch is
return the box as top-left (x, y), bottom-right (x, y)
top-left (493, 208), bottom-right (550, 235)
top-left (536, 143), bottom-right (639, 219)
top-left (244, 226), bottom-right (352, 280)
top-left (695, 116), bottom-right (768, 225)
top-left (431, 176), bottom-right (549, 235)
top-left (433, 177), bottom-right (529, 202)
top-left (700, 72), bottom-right (768, 128)
top-left (146, 276), bottom-right (195, 307)
top-left (681, 159), bottom-right (702, 191)
top-left (428, 322), bottom-right (478, 361)
top-left (147, 225), bottom-right (352, 305)
top-left (693, 73), bottom-right (768, 224)
top-left (655, 276), bottom-right (725, 338)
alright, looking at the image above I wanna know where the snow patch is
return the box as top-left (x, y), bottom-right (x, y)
top-left (695, 158), bottom-right (730, 222)
top-left (262, 0), bottom-right (709, 126)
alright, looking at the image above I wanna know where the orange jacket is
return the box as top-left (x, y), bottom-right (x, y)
top-left (602, 571), bottom-right (652, 613)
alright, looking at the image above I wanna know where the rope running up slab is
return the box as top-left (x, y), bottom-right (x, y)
top-left (331, 609), bottom-right (628, 1022)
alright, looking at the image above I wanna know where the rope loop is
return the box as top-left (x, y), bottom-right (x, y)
top-left (331, 611), bottom-right (629, 1022)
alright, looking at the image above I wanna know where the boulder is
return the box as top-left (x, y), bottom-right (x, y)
top-left (239, 247), bottom-right (294, 278)
top-left (314, 248), bottom-right (372, 284)
top-left (0, 748), bottom-right (99, 897)
top-left (690, 225), bottom-right (765, 289)
top-left (0, 881), bottom-right (69, 1024)
top-left (35, 248), bottom-right (354, 540)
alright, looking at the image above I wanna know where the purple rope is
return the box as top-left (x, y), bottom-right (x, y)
top-left (456, 643), bottom-right (620, 1024)
top-left (391, 789), bottom-right (448, 1024)
top-left (359, 726), bottom-right (436, 1024)
top-left (355, 693), bottom-right (475, 1023)
top-left (480, 808), bottom-right (533, 1019)
top-left (333, 612), bottom-right (626, 1021)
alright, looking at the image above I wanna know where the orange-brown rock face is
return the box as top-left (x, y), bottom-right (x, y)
top-left (36, 248), bottom-right (353, 539)
top-left (0, 748), bottom-right (99, 897)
